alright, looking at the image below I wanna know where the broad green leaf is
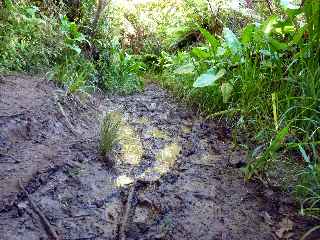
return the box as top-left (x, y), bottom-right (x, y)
top-left (216, 47), bottom-right (226, 57)
top-left (223, 28), bottom-right (242, 54)
top-left (290, 26), bottom-right (305, 45)
top-left (199, 28), bottom-right (219, 50)
top-left (268, 127), bottom-right (289, 153)
top-left (244, 126), bottom-right (289, 180)
top-left (25, 6), bottom-right (39, 18)
top-left (191, 47), bottom-right (210, 59)
top-left (174, 63), bottom-right (195, 75)
top-left (241, 24), bottom-right (255, 45)
top-left (268, 38), bottom-right (288, 51)
top-left (298, 145), bottom-right (310, 163)
top-left (193, 69), bottom-right (226, 88)
top-left (283, 25), bottom-right (295, 33)
top-left (263, 16), bottom-right (278, 35)
top-left (67, 44), bottom-right (81, 54)
top-left (220, 82), bottom-right (233, 103)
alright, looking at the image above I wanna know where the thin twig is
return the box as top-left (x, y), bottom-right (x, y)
top-left (0, 111), bottom-right (27, 118)
top-left (191, 162), bottom-right (216, 167)
top-left (206, 0), bottom-right (224, 27)
top-left (54, 94), bottom-right (80, 136)
top-left (18, 179), bottom-right (60, 240)
top-left (0, 76), bottom-right (17, 86)
top-left (65, 232), bottom-right (103, 240)
top-left (119, 180), bottom-right (137, 240)
top-left (0, 159), bottom-right (20, 164)
top-left (57, 102), bottom-right (79, 136)
top-left (265, 0), bottom-right (273, 14)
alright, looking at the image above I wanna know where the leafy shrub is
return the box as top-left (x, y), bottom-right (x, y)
top-left (52, 54), bottom-right (97, 94)
top-left (0, 0), bottom-right (144, 96)
top-left (50, 15), bottom-right (97, 93)
top-left (97, 43), bottom-right (145, 95)
top-left (0, 4), bottom-right (63, 73)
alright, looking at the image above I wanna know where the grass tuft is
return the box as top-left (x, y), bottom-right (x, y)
top-left (99, 113), bottom-right (119, 158)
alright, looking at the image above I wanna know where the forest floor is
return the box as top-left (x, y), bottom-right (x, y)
top-left (0, 74), bottom-right (317, 240)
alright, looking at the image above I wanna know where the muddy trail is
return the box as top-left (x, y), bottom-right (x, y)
top-left (0, 75), bottom-right (316, 240)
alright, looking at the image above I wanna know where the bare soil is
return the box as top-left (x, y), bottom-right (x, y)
top-left (0, 74), bottom-right (317, 240)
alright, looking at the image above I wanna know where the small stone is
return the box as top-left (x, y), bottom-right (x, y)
top-left (148, 103), bottom-right (157, 111)
top-left (17, 201), bottom-right (28, 210)
top-left (93, 199), bottom-right (105, 208)
top-left (133, 206), bottom-right (151, 232)
top-left (228, 152), bottom-right (247, 168)
top-left (133, 206), bottom-right (150, 224)
top-left (275, 217), bottom-right (294, 239)
top-left (153, 233), bottom-right (167, 240)
top-left (17, 201), bottom-right (28, 216)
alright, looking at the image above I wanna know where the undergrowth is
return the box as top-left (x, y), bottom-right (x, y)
top-left (0, 4), bottom-right (63, 73)
top-left (1, 0), bottom-right (320, 226)
top-left (0, 0), bottom-right (144, 94)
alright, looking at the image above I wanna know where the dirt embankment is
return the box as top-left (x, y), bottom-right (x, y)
top-left (0, 75), bottom-right (317, 240)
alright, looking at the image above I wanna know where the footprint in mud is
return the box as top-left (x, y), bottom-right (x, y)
top-left (108, 109), bottom-right (182, 184)
top-left (0, 80), bottom-right (311, 240)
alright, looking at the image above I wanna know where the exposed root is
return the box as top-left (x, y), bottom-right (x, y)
top-left (54, 94), bottom-right (80, 136)
top-left (119, 180), bottom-right (137, 240)
top-left (18, 179), bottom-right (61, 240)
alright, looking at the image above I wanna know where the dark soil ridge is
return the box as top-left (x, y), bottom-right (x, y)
top-left (0, 74), bottom-right (317, 240)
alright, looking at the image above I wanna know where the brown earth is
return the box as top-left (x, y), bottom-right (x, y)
top-left (0, 74), bottom-right (318, 240)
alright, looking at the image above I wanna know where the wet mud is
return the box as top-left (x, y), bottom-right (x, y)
top-left (0, 75), bottom-right (317, 240)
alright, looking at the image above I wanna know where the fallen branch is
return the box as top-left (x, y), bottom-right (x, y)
top-left (54, 94), bottom-right (80, 136)
top-left (0, 111), bottom-right (27, 118)
top-left (18, 179), bottom-right (60, 240)
top-left (119, 180), bottom-right (137, 240)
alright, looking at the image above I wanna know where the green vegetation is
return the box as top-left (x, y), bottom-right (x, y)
top-left (0, 0), bottom-right (144, 93)
top-left (0, 3), bottom-right (62, 72)
top-left (99, 113), bottom-right (119, 157)
top-left (1, 0), bottom-right (319, 224)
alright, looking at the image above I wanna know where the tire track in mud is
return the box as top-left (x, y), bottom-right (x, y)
top-left (0, 76), bottom-right (313, 240)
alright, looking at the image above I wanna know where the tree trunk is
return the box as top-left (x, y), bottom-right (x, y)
top-left (91, 0), bottom-right (108, 37)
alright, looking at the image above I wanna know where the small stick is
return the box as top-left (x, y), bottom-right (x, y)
top-left (265, 0), bottom-right (273, 14)
top-left (0, 160), bottom-right (20, 164)
top-left (119, 180), bottom-right (137, 240)
top-left (191, 162), bottom-right (216, 167)
top-left (54, 95), bottom-right (79, 136)
top-left (18, 180), bottom-right (60, 240)
top-left (0, 112), bottom-right (26, 118)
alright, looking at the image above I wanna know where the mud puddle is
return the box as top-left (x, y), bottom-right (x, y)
top-left (0, 75), bottom-right (317, 240)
